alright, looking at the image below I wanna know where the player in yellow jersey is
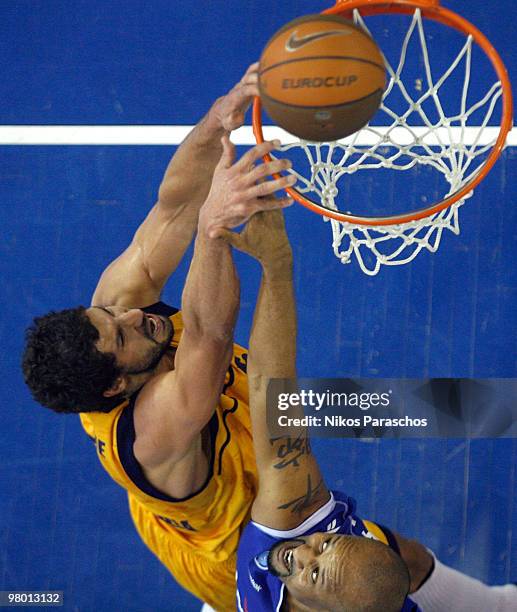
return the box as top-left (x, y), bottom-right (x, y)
top-left (22, 63), bottom-right (295, 610)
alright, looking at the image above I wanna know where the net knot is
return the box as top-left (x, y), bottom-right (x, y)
top-left (322, 185), bottom-right (339, 200)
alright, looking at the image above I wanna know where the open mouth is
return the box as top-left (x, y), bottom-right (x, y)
top-left (283, 547), bottom-right (294, 573)
top-left (278, 541), bottom-right (301, 574)
top-left (145, 314), bottom-right (159, 338)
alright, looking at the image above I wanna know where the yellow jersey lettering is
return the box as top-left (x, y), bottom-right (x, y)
top-left (157, 515), bottom-right (197, 532)
top-left (96, 438), bottom-right (106, 457)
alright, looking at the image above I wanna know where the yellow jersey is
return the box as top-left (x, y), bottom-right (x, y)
top-left (79, 303), bottom-right (257, 609)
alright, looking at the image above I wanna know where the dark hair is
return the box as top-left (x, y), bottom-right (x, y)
top-left (22, 306), bottom-right (123, 414)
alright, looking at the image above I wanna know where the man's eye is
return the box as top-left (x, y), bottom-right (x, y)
top-left (311, 568), bottom-right (319, 583)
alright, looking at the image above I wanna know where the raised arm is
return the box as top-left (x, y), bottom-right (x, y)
top-left (92, 63), bottom-right (260, 309)
top-left (219, 212), bottom-right (330, 530)
top-left (132, 139), bottom-right (295, 497)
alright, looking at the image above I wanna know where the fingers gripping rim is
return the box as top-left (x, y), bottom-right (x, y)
top-left (252, 0), bottom-right (514, 227)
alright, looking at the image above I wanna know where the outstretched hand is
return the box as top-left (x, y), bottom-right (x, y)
top-left (213, 62), bottom-right (260, 132)
top-left (215, 209), bottom-right (292, 274)
top-left (198, 135), bottom-right (295, 239)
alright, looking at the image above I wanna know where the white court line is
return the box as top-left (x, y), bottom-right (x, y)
top-left (0, 125), bottom-right (515, 146)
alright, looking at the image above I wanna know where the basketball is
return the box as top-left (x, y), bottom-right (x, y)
top-left (258, 14), bottom-right (386, 141)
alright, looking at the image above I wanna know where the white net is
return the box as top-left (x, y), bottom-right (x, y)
top-left (274, 8), bottom-right (505, 275)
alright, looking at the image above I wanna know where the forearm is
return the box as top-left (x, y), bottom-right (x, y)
top-left (249, 268), bottom-right (296, 379)
top-left (158, 61), bottom-right (261, 210)
top-left (248, 259), bottom-right (297, 466)
top-left (248, 245), bottom-right (330, 524)
top-left (181, 229), bottom-right (239, 340)
top-left (158, 105), bottom-right (225, 209)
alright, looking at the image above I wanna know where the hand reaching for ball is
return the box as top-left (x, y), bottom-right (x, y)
top-left (213, 62), bottom-right (260, 132)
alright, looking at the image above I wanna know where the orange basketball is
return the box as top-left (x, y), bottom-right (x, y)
top-left (258, 14), bottom-right (386, 141)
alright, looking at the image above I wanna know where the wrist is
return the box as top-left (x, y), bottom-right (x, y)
top-left (197, 204), bottom-right (218, 238)
top-left (197, 220), bottom-right (218, 242)
top-left (204, 97), bottom-right (228, 135)
top-left (261, 255), bottom-right (293, 281)
top-left (197, 212), bottom-right (228, 247)
top-left (186, 103), bottom-right (226, 151)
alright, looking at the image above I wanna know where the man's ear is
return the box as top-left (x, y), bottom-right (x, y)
top-left (102, 376), bottom-right (127, 398)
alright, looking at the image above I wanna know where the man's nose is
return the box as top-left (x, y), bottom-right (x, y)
top-left (294, 545), bottom-right (314, 569)
top-left (118, 309), bottom-right (143, 327)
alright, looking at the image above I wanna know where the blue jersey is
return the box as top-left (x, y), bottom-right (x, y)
top-left (236, 490), bottom-right (420, 611)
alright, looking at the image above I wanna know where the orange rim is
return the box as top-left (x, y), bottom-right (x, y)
top-left (252, 0), bottom-right (513, 226)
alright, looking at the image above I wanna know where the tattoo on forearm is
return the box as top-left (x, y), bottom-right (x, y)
top-left (277, 474), bottom-right (326, 515)
top-left (270, 434), bottom-right (312, 470)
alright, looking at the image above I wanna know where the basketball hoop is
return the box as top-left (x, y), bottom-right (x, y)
top-left (253, 0), bottom-right (513, 274)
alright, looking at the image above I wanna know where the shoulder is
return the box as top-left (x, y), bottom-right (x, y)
top-left (252, 491), bottom-right (357, 540)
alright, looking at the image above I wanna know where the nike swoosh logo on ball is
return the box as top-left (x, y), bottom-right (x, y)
top-left (285, 29), bottom-right (351, 52)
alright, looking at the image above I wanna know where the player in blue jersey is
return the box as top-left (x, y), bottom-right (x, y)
top-left (219, 210), bottom-right (517, 612)
top-left (219, 211), bottom-right (418, 611)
